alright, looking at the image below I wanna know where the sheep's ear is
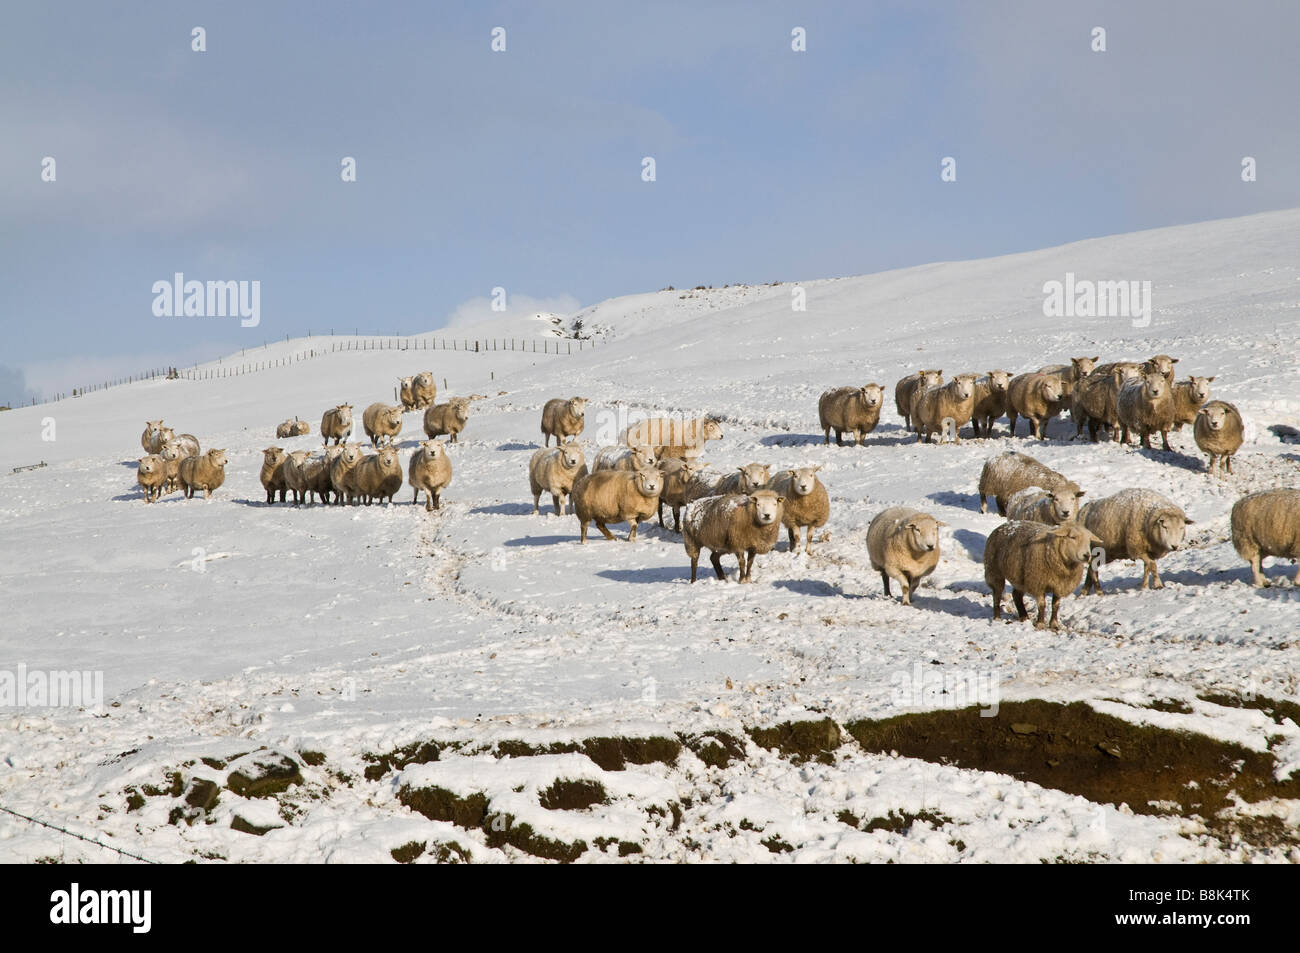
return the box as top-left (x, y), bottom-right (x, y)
top-left (1183, 517), bottom-right (1195, 525)
top-left (935, 520), bottom-right (948, 527)
top-left (1171, 357), bottom-right (1180, 363)
top-left (1207, 376), bottom-right (1215, 382)
top-left (737, 466), bottom-right (745, 473)
top-left (1075, 490), bottom-right (1087, 498)
top-left (1090, 356), bottom-right (1099, 362)
top-left (776, 496), bottom-right (785, 504)
top-left (813, 464), bottom-right (822, 472)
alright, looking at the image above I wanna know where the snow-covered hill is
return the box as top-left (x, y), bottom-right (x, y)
top-left (2, 209), bottom-right (1298, 864)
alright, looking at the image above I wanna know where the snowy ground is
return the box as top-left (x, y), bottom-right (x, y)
top-left (2, 209), bottom-right (1299, 863)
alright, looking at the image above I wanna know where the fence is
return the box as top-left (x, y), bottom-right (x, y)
top-left (5, 333), bottom-right (596, 407)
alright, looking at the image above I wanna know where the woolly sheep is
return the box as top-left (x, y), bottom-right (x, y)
top-left (136, 454), bottom-right (167, 503)
top-left (1005, 484), bottom-right (1086, 525)
top-left (712, 463), bottom-right (772, 496)
top-left (140, 420), bottom-right (166, 454)
top-left (276, 416), bottom-right (311, 438)
top-left (178, 449), bottom-right (228, 500)
top-left (1193, 400), bottom-right (1244, 475)
top-left (1230, 488), bottom-right (1300, 587)
top-left (1036, 356), bottom-right (1098, 400)
top-left (593, 444), bottom-right (657, 472)
top-left (768, 465), bottom-right (829, 553)
top-left (818, 384), bottom-right (885, 446)
top-left (970, 370), bottom-right (1012, 437)
top-left (1006, 372), bottom-right (1065, 439)
top-left (529, 444), bottom-right (588, 516)
top-left (656, 458), bottom-right (710, 531)
top-left (347, 446), bottom-right (403, 505)
top-left (913, 374), bottom-right (978, 443)
top-left (321, 404), bottom-right (354, 446)
top-left (683, 491), bottom-right (785, 583)
top-left (541, 397), bottom-right (587, 446)
top-left (983, 520), bottom-right (1098, 630)
top-left (159, 443), bottom-right (187, 492)
top-left (1071, 363), bottom-right (1142, 441)
top-left (866, 506), bottom-right (945, 606)
top-left (1080, 489), bottom-right (1193, 593)
top-left (397, 376), bottom-right (417, 412)
top-left (1142, 354), bottom-right (1179, 382)
top-left (571, 467), bottom-right (662, 542)
top-left (412, 371), bottom-right (437, 409)
top-left (625, 416), bottom-right (723, 460)
top-left (423, 397), bottom-right (470, 442)
top-left (308, 447), bottom-right (344, 504)
top-left (1117, 369), bottom-right (1175, 450)
top-left (894, 370), bottom-right (943, 431)
top-left (259, 447), bottom-right (289, 504)
top-left (363, 402), bottom-right (404, 447)
top-left (409, 440), bottom-right (453, 511)
top-left (163, 433), bottom-right (201, 459)
top-left (282, 450), bottom-right (313, 505)
top-left (1171, 376), bottom-right (1214, 430)
top-left (329, 443), bottom-right (365, 504)
top-left (977, 451), bottom-right (1080, 516)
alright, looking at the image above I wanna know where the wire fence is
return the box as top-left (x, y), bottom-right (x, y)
top-left (0, 802), bottom-right (158, 864)
top-left (3, 333), bottom-right (596, 408)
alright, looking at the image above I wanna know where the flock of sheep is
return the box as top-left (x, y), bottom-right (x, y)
top-left (131, 352), bottom-right (1299, 629)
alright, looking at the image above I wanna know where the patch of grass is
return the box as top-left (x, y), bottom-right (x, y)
top-left (300, 750), bottom-right (327, 767)
top-left (539, 778), bottom-right (608, 811)
top-left (761, 835), bottom-right (794, 853)
top-left (747, 718), bottom-right (842, 765)
top-left (391, 841), bottom-right (426, 863)
top-left (362, 741), bottom-right (443, 781)
top-left (857, 809), bottom-right (952, 834)
top-left (1197, 692), bottom-right (1300, 727)
top-left (581, 736), bottom-right (681, 771)
top-left (680, 731), bottom-right (747, 768)
top-left (397, 784), bottom-right (588, 863)
top-left (1144, 698), bottom-right (1194, 714)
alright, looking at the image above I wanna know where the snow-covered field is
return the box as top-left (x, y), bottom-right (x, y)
top-left (2, 209), bottom-right (1299, 863)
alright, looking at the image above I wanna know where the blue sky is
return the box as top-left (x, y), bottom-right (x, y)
top-left (3, 0), bottom-right (1298, 400)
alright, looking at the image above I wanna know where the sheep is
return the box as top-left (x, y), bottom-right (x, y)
top-left (712, 463), bottom-right (772, 496)
top-left (625, 416), bottom-right (723, 460)
top-left (1006, 372), bottom-right (1065, 439)
top-left (970, 370), bottom-right (1012, 437)
top-left (1171, 376), bottom-right (1214, 430)
top-left (140, 420), bottom-right (166, 454)
top-left (571, 467), bottom-right (662, 542)
top-left (865, 507), bottom-right (945, 606)
top-left (397, 376), bottom-right (417, 412)
top-left (412, 371), bottom-right (437, 409)
top-left (276, 416), bottom-right (310, 438)
top-left (307, 447), bottom-right (344, 504)
top-left (329, 443), bottom-right (365, 504)
top-left (1193, 400), bottom-right (1244, 475)
top-left (159, 443), bottom-right (190, 493)
top-left (321, 404), bottom-right (354, 446)
top-left (363, 402), bottom-right (404, 447)
top-left (983, 520), bottom-right (1098, 630)
top-left (1005, 484), bottom-right (1086, 525)
top-left (163, 433), bottom-right (200, 459)
top-left (178, 449), bottom-right (228, 500)
top-left (1071, 363), bottom-right (1142, 441)
top-left (818, 384), bottom-right (885, 445)
top-left (656, 458), bottom-right (710, 531)
top-left (409, 440), bottom-right (453, 511)
top-left (894, 370), bottom-right (943, 432)
top-left (1079, 489), bottom-right (1193, 593)
top-left (1117, 369), bottom-right (1175, 450)
top-left (683, 490), bottom-right (785, 582)
top-left (1036, 356), bottom-right (1099, 400)
top-left (529, 445), bottom-right (588, 515)
top-left (977, 451), bottom-right (1080, 515)
top-left (1142, 354), bottom-right (1179, 382)
top-left (768, 465), bottom-right (829, 553)
top-left (1230, 488), bottom-right (1300, 587)
top-left (259, 447), bottom-right (289, 504)
top-left (541, 397), bottom-right (587, 446)
top-left (282, 450), bottom-right (313, 505)
top-left (593, 444), bottom-right (657, 472)
top-left (347, 446), bottom-right (403, 505)
top-left (913, 374), bottom-right (979, 443)
top-left (136, 454), bottom-right (167, 503)
top-left (423, 397), bottom-right (470, 442)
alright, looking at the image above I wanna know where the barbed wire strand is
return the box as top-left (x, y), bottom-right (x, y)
top-left (0, 802), bottom-right (158, 864)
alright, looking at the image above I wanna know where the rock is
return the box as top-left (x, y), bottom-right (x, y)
top-left (231, 815), bottom-right (282, 836)
top-left (225, 750), bottom-right (302, 798)
top-left (185, 778), bottom-right (221, 811)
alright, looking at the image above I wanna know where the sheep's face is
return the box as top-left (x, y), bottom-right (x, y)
top-left (421, 441), bottom-right (444, 461)
top-left (630, 446), bottom-right (657, 469)
top-left (560, 447), bottom-right (583, 470)
top-left (569, 398), bottom-right (587, 418)
top-left (702, 419), bottom-right (724, 441)
top-left (452, 399), bottom-right (471, 421)
top-left (324, 446), bottom-right (344, 462)
top-left (860, 385), bottom-right (883, 408)
top-left (1046, 487), bottom-right (1084, 523)
top-left (290, 451), bottom-right (311, 466)
top-left (158, 426), bottom-right (176, 445)
top-left (789, 466), bottom-right (819, 497)
top-left (399, 376), bottom-right (414, 394)
top-left (1139, 370), bottom-right (1168, 401)
top-left (1039, 376), bottom-right (1064, 403)
top-left (1145, 355), bottom-right (1178, 380)
top-left (1071, 356), bottom-right (1098, 379)
top-left (144, 421), bottom-right (164, 442)
top-left (263, 448), bottom-right (285, 467)
top-left (1199, 405), bottom-right (1228, 432)
top-left (377, 448), bottom-right (399, 469)
top-left (633, 468), bottom-right (661, 497)
top-left (1185, 376), bottom-right (1213, 404)
top-left (953, 375), bottom-right (977, 402)
top-left (987, 371), bottom-right (1010, 394)
top-left (1150, 511), bottom-right (1189, 552)
top-left (340, 446), bottom-right (361, 466)
top-left (384, 408), bottom-right (403, 429)
top-left (139, 457), bottom-right (158, 476)
top-left (738, 464), bottom-right (770, 492)
top-left (749, 491), bottom-right (783, 526)
top-left (906, 517), bottom-right (941, 554)
top-left (921, 370), bottom-right (944, 389)
top-left (161, 445), bottom-right (183, 462)
top-left (208, 450), bottom-right (228, 469)
top-left (415, 372), bottom-right (434, 388)
top-left (336, 405), bottom-right (353, 426)
top-left (1054, 525), bottom-right (1096, 564)
top-left (1115, 364), bottom-right (1142, 385)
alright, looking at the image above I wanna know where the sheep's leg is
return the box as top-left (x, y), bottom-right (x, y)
top-left (803, 525), bottom-right (813, 552)
top-left (1048, 593), bottom-right (1062, 630)
top-left (673, 505), bottom-right (682, 532)
top-left (596, 521), bottom-right (616, 541)
top-left (787, 526), bottom-right (797, 552)
top-left (1007, 412), bottom-right (1018, 436)
top-left (1225, 455), bottom-right (1234, 475)
top-left (979, 494), bottom-right (987, 514)
top-left (825, 428), bottom-right (832, 445)
top-left (579, 520), bottom-right (589, 543)
top-left (689, 555), bottom-right (699, 582)
top-left (880, 572), bottom-right (891, 596)
top-left (1012, 590), bottom-right (1029, 621)
top-left (899, 577), bottom-right (912, 606)
top-left (1147, 559), bottom-right (1164, 589)
top-left (990, 577), bottom-right (1004, 620)
top-left (1246, 552), bottom-right (1265, 587)
top-left (1032, 594), bottom-right (1049, 629)
top-left (658, 501), bottom-right (665, 528)
top-left (710, 552), bottom-right (726, 580)
top-left (627, 520), bottom-right (638, 542)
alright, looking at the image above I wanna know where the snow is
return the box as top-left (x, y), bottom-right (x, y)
top-left (2, 208), bottom-right (1300, 863)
